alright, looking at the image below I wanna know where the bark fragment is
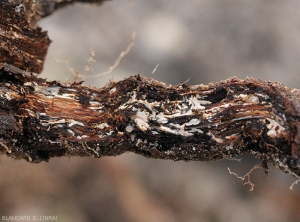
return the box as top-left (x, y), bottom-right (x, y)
top-left (0, 0), bottom-right (51, 73)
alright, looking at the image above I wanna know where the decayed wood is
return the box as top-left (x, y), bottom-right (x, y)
top-left (0, 62), bottom-right (300, 179)
top-left (1, 0), bottom-right (300, 180)
top-left (0, 0), bottom-right (104, 73)
top-left (0, 1), bottom-right (51, 73)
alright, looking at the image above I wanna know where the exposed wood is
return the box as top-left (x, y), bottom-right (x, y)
top-left (0, 1), bottom-right (51, 73)
top-left (0, 0), bottom-right (105, 73)
top-left (0, 63), bottom-right (300, 179)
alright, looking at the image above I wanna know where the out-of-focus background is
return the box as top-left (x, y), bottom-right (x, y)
top-left (1, 0), bottom-right (300, 221)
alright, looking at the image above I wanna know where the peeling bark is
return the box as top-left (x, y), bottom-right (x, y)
top-left (1, 0), bottom-right (300, 179)
top-left (0, 63), bottom-right (300, 179)
top-left (0, 1), bottom-right (51, 73)
top-left (0, 0), bottom-right (105, 73)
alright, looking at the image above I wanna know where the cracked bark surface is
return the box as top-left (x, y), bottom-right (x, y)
top-left (1, 0), bottom-right (300, 179)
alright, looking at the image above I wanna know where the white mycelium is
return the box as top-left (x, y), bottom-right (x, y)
top-left (266, 118), bottom-right (285, 137)
top-left (132, 110), bottom-right (150, 131)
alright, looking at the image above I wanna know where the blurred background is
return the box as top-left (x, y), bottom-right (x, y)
top-left (1, 0), bottom-right (300, 221)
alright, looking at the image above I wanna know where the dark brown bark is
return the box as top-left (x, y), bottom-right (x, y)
top-left (51, 0), bottom-right (107, 16)
top-left (0, 1), bottom-right (51, 73)
top-left (0, 0), bottom-right (105, 73)
top-left (1, 63), bottom-right (300, 179)
top-left (1, 0), bottom-right (300, 180)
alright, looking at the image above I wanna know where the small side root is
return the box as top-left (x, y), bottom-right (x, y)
top-left (0, 141), bottom-right (11, 154)
top-left (228, 165), bottom-right (264, 191)
top-left (289, 179), bottom-right (300, 190)
top-left (56, 32), bottom-right (136, 82)
top-left (84, 32), bottom-right (136, 79)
